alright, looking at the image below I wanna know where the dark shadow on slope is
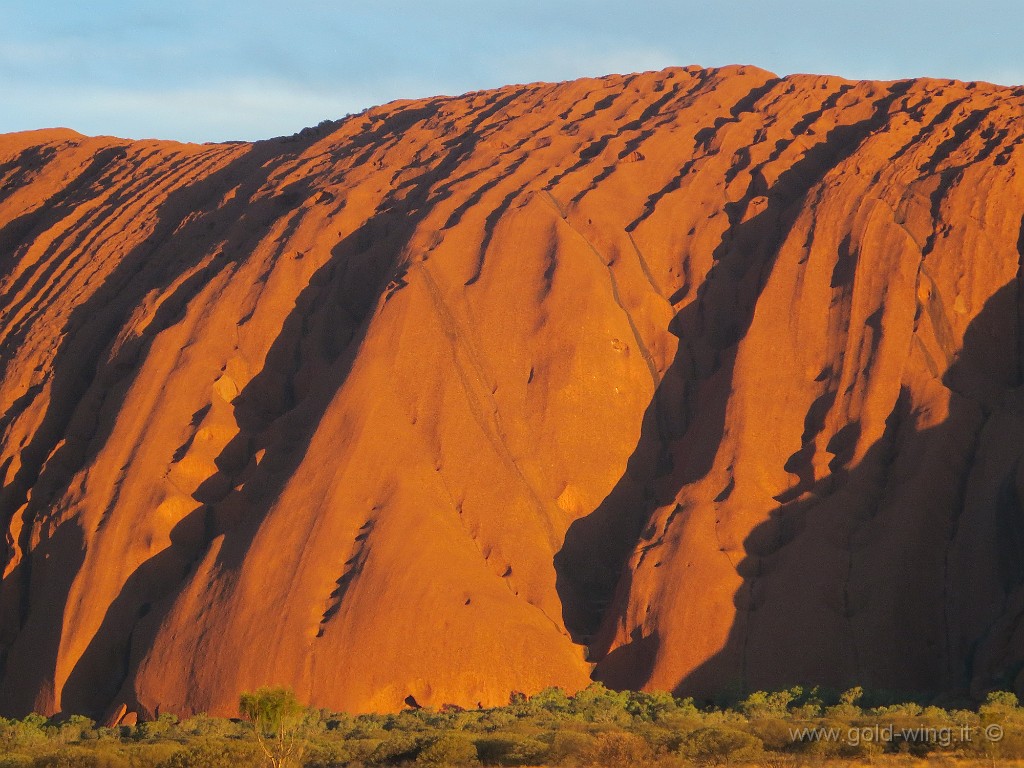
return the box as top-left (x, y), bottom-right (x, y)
top-left (554, 80), bottom-right (914, 652)
top-left (59, 506), bottom-right (211, 717)
top-left (678, 280), bottom-right (1024, 700)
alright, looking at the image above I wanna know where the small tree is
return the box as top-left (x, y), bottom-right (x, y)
top-left (239, 686), bottom-right (307, 768)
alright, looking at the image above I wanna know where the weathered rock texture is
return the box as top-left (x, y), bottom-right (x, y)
top-left (3, 65), bottom-right (1024, 719)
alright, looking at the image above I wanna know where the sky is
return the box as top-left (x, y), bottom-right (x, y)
top-left (2, 1), bottom-right (1023, 144)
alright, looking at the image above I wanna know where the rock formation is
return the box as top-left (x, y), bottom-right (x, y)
top-left (2, 65), bottom-right (1024, 718)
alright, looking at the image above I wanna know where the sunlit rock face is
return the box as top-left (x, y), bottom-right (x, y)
top-left (2, 66), bottom-right (1024, 719)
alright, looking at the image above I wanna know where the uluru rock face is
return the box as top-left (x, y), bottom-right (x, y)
top-left (3, 65), bottom-right (1024, 718)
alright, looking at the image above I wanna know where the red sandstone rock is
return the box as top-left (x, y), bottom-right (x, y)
top-left (1, 66), bottom-right (1024, 717)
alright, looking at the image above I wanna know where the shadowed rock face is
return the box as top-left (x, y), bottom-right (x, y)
top-left (2, 65), bottom-right (1024, 718)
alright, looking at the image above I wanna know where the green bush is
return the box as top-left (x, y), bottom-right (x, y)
top-left (583, 730), bottom-right (655, 767)
top-left (787, 718), bottom-right (846, 759)
top-left (747, 716), bottom-right (800, 752)
top-left (126, 742), bottom-right (183, 768)
top-left (157, 739), bottom-right (261, 768)
top-left (629, 723), bottom-right (681, 755)
top-left (525, 687), bottom-right (571, 716)
top-left (544, 730), bottom-right (597, 764)
top-left (568, 684), bottom-right (630, 724)
top-left (368, 733), bottom-right (421, 765)
top-left (33, 747), bottom-right (129, 768)
top-left (982, 690), bottom-right (1019, 712)
top-left (336, 738), bottom-right (381, 763)
top-left (415, 734), bottom-right (478, 765)
top-left (739, 689), bottom-right (799, 719)
top-left (56, 715), bottom-right (96, 743)
top-left (0, 717), bottom-right (48, 751)
top-left (177, 715), bottom-right (240, 739)
top-left (678, 726), bottom-right (764, 764)
top-left (134, 714), bottom-right (180, 741)
top-left (473, 735), bottom-right (548, 765)
top-left (301, 740), bottom-right (355, 768)
top-left (625, 690), bottom-right (681, 722)
top-left (476, 710), bottom-right (516, 731)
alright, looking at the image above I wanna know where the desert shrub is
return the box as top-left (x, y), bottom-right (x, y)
top-left (568, 683), bottom-right (630, 724)
top-left (786, 718), bottom-right (847, 759)
top-left (379, 712), bottom-right (424, 734)
top-left (822, 702), bottom-right (859, 720)
top-left (473, 735), bottom-right (548, 765)
top-left (450, 709), bottom-right (486, 732)
top-left (871, 701), bottom-right (924, 718)
top-left (301, 741), bottom-right (356, 768)
top-left (692, 707), bottom-right (746, 728)
top-left (839, 686), bottom-right (864, 706)
top-left (367, 732), bottom-right (421, 765)
top-left (678, 725), bottom-right (763, 764)
top-left (318, 713), bottom-right (355, 734)
top-left (239, 687), bottom-right (310, 768)
top-left (125, 742), bottom-right (183, 768)
top-left (158, 739), bottom-right (261, 768)
top-left (34, 747), bottom-right (129, 768)
top-left (655, 710), bottom-right (705, 735)
top-left (415, 734), bottom-right (478, 765)
top-left (403, 709), bottom-right (457, 731)
top-left (987, 729), bottom-right (1024, 760)
top-left (841, 729), bottom-right (886, 760)
top-left (630, 723), bottom-right (681, 755)
top-left (625, 690), bottom-right (681, 722)
top-left (526, 687), bottom-right (571, 717)
top-left (134, 714), bottom-right (180, 741)
top-left (540, 729), bottom-right (598, 765)
top-left (0, 716), bottom-right (48, 752)
top-left (299, 709), bottom-right (341, 738)
top-left (968, 695), bottom-right (1024, 761)
top-left (920, 704), bottom-right (963, 724)
top-left (746, 716), bottom-right (799, 752)
top-left (981, 690), bottom-right (1019, 712)
top-left (177, 715), bottom-right (240, 739)
top-left (789, 702), bottom-right (822, 719)
top-left (738, 689), bottom-right (799, 719)
top-left (476, 709), bottom-right (516, 731)
top-left (93, 728), bottom-right (122, 743)
top-left (582, 730), bottom-right (654, 767)
top-left (346, 717), bottom-right (387, 741)
top-left (544, 730), bottom-right (597, 764)
top-left (336, 739), bottom-right (382, 763)
top-left (55, 715), bottom-right (96, 743)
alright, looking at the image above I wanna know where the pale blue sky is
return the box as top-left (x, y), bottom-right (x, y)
top-left (2, 1), bottom-right (1022, 143)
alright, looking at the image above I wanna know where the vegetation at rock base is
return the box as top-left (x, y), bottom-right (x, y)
top-left (240, 687), bottom-right (308, 768)
top-left (5, 684), bottom-right (1024, 766)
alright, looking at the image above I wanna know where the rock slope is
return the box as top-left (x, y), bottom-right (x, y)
top-left (2, 65), bottom-right (1024, 718)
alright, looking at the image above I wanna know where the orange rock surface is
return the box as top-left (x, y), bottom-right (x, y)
top-left (2, 66), bottom-right (1024, 718)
